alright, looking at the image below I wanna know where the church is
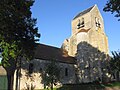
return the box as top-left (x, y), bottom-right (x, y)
top-left (13, 5), bottom-right (110, 90)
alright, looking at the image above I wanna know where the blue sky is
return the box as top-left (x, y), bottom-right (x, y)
top-left (31, 0), bottom-right (120, 55)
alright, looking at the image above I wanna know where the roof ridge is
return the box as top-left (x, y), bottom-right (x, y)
top-left (35, 44), bottom-right (76, 64)
top-left (73, 5), bottom-right (95, 20)
top-left (37, 43), bottom-right (60, 49)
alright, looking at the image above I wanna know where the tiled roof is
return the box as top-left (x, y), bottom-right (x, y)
top-left (34, 44), bottom-right (76, 64)
top-left (73, 5), bottom-right (94, 20)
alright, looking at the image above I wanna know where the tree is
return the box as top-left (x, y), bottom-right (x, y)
top-left (0, 0), bottom-right (40, 90)
top-left (109, 51), bottom-right (120, 81)
top-left (43, 60), bottom-right (60, 90)
top-left (0, 49), bottom-right (2, 65)
top-left (103, 0), bottom-right (120, 20)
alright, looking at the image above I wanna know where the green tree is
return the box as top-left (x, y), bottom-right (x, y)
top-left (103, 0), bottom-right (120, 20)
top-left (0, 49), bottom-right (2, 65)
top-left (43, 60), bottom-right (60, 90)
top-left (110, 51), bottom-right (120, 81)
top-left (0, 0), bottom-right (40, 90)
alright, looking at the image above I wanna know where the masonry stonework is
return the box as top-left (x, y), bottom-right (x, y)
top-left (62, 5), bottom-right (109, 56)
top-left (62, 4), bottom-right (110, 83)
top-left (15, 59), bottom-right (76, 90)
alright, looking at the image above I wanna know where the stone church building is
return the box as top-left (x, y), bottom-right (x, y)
top-left (13, 5), bottom-right (109, 90)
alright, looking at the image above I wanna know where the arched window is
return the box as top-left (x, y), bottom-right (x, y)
top-left (77, 18), bottom-right (85, 29)
top-left (39, 67), bottom-right (42, 72)
top-left (77, 19), bottom-right (81, 29)
top-left (65, 68), bottom-right (68, 76)
top-left (29, 63), bottom-right (34, 74)
top-left (81, 18), bottom-right (84, 25)
top-left (95, 17), bottom-right (101, 28)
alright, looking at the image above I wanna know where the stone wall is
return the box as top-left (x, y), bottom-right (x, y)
top-left (76, 42), bottom-right (109, 83)
top-left (16, 59), bottom-right (76, 90)
top-left (72, 13), bottom-right (91, 35)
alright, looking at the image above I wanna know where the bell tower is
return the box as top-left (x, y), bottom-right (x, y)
top-left (62, 5), bottom-right (109, 56)
top-left (71, 5), bottom-right (105, 35)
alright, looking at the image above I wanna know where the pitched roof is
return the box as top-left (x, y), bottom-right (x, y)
top-left (73, 5), bottom-right (94, 20)
top-left (34, 44), bottom-right (76, 64)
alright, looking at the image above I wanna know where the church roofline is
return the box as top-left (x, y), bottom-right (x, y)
top-left (73, 5), bottom-right (96, 20)
top-left (34, 43), bottom-right (76, 64)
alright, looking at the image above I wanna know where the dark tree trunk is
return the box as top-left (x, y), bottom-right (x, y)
top-left (51, 78), bottom-right (53, 90)
top-left (2, 58), bottom-right (16, 90)
top-left (15, 57), bottom-right (21, 90)
top-left (15, 68), bottom-right (19, 90)
top-left (7, 72), bottom-right (15, 90)
top-left (116, 71), bottom-right (119, 81)
top-left (50, 84), bottom-right (53, 90)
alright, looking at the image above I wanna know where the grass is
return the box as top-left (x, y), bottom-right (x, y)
top-left (0, 75), bottom-right (7, 90)
top-left (36, 82), bottom-right (120, 90)
top-left (101, 81), bottom-right (120, 87)
top-left (36, 88), bottom-right (57, 90)
top-left (35, 88), bottom-right (58, 90)
top-left (57, 82), bottom-right (120, 90)
top-left (57, 83), bottom-right (104, 90)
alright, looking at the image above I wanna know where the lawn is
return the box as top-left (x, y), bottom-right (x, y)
top-left (101, 81), bottom-right (120, 87)
top-left (36, 82), bottom-right (120, 90)
top-left (58, 82), bottom-right (120, 90)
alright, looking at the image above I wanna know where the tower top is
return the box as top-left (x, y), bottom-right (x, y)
top-left (73, 5), bottom-right (97, 20)
top-left (62, 4), bottom-right (109, 55)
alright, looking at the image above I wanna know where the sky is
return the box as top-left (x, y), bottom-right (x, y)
top-left (31, 0), bottom-right (120, 55)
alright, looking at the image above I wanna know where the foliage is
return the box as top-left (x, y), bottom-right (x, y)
top-left (109, 51), bottom-right (120, 80)
top-left (0, 0), bottom-right (40, 66)
top-left (110, 51), bottom-right (120, 71)
top-left (103, 0), bottom-right (120, 20)
top-left (0, 48), bottom-right (2, 65)
top-left (0, 0), bottom-right (40, 89)
top-left (43, 60), bottom-right (60, 90)
top-left (0, 41), bottom-right (18, 67)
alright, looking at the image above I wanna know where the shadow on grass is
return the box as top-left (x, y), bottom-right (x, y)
top-left (57, 82), bottom-right (120, 90)
top-left (57, 83), bottom-right (105, 90)
top-left (102, 81), bottom-right (120, 88)
top-left (39, 82), bottom-right (120, 90)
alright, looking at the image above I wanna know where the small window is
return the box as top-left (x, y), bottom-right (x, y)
top-left (81, 18), bottom-right (84, 24)
top-left (95, 17), bottom-right (101, 28)
top-left (65, 68), bottom-right (68, 76)
top-left (77, 19), bottom-right (81, 29)
top-left (29, 63), bottom-right (34, 74)
top-left (39, 68), bottom-right (42, 72)
top-left (81, 18), bottom-right (85, 27)
top-left (98, 19), bottom-right (101, 27)
top-left (77, 18), bottom-right (84, 29)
